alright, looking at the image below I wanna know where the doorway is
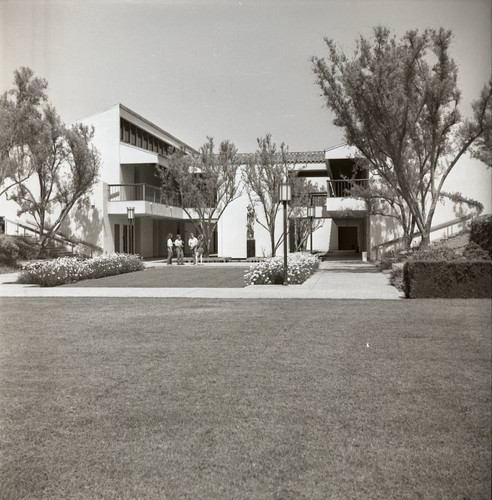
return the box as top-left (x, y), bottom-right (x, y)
top-left (338, 226), bottom-right (358, 251)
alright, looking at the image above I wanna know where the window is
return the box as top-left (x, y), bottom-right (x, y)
top-left (120, 118), bottom-right (173, 156)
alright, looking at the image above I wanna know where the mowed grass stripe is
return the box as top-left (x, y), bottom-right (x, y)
top-left (63, 265), bottom-right (250, 288)
top-left (0, 298), bottom-right (490, 499)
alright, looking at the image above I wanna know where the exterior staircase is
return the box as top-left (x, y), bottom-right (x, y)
top-left (321, 250), bottom-right (362, 261)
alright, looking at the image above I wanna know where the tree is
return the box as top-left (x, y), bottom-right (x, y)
top-left (157, 137), bottom-right (242, 256)
top-left (290, 180), bottom-right (325, 252)
top-left (0, 67), bottom-right (48, 196)
top-left (0, 68), bottom-right (100, 255)
top-left (349, 167), bottom-right (417, 248)
top-left (242, 134), bottom-right (290, 257)
top-left (312, 27), bottom-right (492, 247)
top-left (243, 134), bottom-right (323, 256)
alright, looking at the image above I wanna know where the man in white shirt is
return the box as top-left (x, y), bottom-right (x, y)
top-left (188, 233), bottom-right (198, 265)
top-left (166, 233), bottom-right (174, 265)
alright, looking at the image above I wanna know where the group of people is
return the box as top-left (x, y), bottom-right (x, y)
top-left (166, 233), bottom-right (204, 266)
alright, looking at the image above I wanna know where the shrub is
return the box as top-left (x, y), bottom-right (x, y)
top-left (469, 215), bottom-right (492, 257)
top-left (463, 241), bottom-right (491, 261)
top-left (17, 253), bottom-right (145, 287)
top-left (407, 243), bottom-right (463, 262)
top-left (245, 252), bottom-right (319, 285)
top-left (0, 236), bottom-right (20, 265)
top-left (389, 265), bottom-right (404, 292)
top-left (0, 235), bottom-right (40, 264)
top-left (403, 261), bottom-right (492, 298)
top-left (379, 248), bottom-right (415, 270)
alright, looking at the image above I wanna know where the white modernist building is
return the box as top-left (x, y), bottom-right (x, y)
top-left (1, 103), bottom-right (490, 260)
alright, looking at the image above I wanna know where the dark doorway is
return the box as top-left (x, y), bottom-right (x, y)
top-left (114, 224), bottom-right (120, 252)
top-left (247, 239), bottom-right (255, 257)
top-left (122, 225), bottom-right (128, 253)
top-left (338, 226), bottom-right (358, 251)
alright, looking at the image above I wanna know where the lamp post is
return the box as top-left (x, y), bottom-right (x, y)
top-left (279, 183), bottom-right (291, 286)
top-left (307, 205), bottom-right (315, 254)
top-left (127, 207), bottom-right (135, 254)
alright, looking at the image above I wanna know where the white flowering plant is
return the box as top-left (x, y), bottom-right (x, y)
top-left (244, 252), bottom-right (319, 285)
top-left (17, 253), bottom-right (145, 287)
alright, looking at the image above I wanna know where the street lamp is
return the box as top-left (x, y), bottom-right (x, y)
top-left (127, 206), bottom-right (135, 254)
top-left (279, 183), bottom-right (291, 286)
top-left (307, 205), bottom-right (315, 254)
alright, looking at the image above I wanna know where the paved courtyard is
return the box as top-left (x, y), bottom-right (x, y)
top-left (0, 260), bottom-right (402, 299)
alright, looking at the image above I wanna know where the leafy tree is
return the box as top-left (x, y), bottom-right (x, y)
top-left (242, 134), bottom-right (291, 257)
top-left (157, 137), bottom-right (241, 256)
top-left (290, 181), bottom-right (325, 252)
top-left (312, 27), bottom-right (492, 247)
top-left (243, 134), bottom-right (323, 256)
top-left (0, 67), bottom-right (48, 196)
top-left (0, 68), bottom-right (100, 255)
top-left (469, 108), bottom-right (492, 167)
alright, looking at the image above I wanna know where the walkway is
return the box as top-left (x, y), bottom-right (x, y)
top-left (0, 260), bottom-right (402, 299)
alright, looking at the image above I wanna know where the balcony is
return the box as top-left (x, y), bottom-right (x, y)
top-left (308, 179), bottom-right (369, 217)
top-left (107, 184), bottom-right (186, 219)
top-left (109, 184), bottom-right (167, 203)
top-left (327, 179), bottom-right (369, 197)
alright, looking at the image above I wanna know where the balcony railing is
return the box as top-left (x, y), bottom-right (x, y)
top-left (108, 184), bottom-right (168, 204)
top-left (327, 179), bottom-right (369, 198)
top-left (309, 192), bottom-right (328, 207)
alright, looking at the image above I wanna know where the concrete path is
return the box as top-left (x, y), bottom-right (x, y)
top-left (0, 260), bottom-right (403, 299)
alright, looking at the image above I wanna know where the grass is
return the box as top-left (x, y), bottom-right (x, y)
top-left (0, 298), bottom-right (490, 499)
top-left (64, 265), bottom-right (250, 288)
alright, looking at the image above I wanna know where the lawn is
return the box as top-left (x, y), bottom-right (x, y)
top-left (0, 298), bottom-right (490, 499)
top-left (63, 265), bottom-right (250, 288)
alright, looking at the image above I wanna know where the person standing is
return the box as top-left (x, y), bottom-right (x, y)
top-left (175, 234), bottom-right (184, 265)
top-left (195, 234), bottom-right (204, 265)
top-left (188, 233), bottom-right (198, 264)
top-left (166, 233), bottom-right (174, 265)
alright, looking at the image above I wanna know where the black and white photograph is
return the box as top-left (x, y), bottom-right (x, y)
top-left (0, 0), bottom-right (491, 498)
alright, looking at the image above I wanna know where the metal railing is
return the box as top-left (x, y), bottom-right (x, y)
top-left (372, 214), bottom-right (474, 260)
top-left (327, 179), bottom-right (369, 198)
top-left (3, 218), bottom-right (102, 258)
top-left (309, 192), bottom-right (328, 207)
top-left (108, 184), bottom-right (168, 204)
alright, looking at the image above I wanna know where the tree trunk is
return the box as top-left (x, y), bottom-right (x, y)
top-left (419, 230), bottom-right (431, 248)
top-left (270, 231), bottom-right (276, 257)
top-left (402, 232), bottom-right (413, 250)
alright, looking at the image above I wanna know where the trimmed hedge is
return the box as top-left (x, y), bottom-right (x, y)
top-left (403, 260), bottom-right (492, 298)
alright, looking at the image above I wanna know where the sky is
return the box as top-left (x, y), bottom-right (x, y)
top-left (0, 0), bottom-right (491, 154)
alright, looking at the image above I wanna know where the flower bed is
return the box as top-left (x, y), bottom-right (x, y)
top-left (244, 252), bottom-right (319, 285)
top-left (17, 253), bottom-right (145, 287)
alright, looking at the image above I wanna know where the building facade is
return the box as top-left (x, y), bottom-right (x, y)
top-left (1, 103), bottom-right (490, 260)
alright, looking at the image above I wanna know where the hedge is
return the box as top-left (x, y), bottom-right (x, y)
top-left (469, 215), bottom-right (492, 258)
top-left (403, 260), bottom-right (492, 298)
